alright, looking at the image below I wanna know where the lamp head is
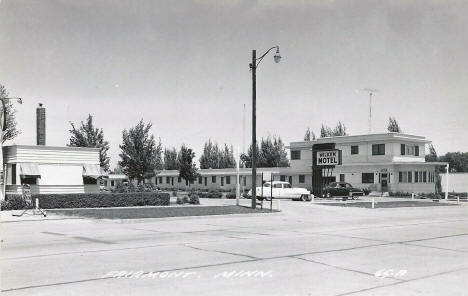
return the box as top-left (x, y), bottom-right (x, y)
top-left (17, 98), bottom-right (23, 104)
top-left (273, 46), bottom-right (281, 63)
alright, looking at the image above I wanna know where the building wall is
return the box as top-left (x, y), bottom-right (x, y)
top-left (441, 173), bottom-right (468, 193)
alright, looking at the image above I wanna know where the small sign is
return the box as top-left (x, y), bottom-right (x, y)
top-left (22, 185), bottom-right (32, 205)
top-left (316, 150), bottom-right (342, 166)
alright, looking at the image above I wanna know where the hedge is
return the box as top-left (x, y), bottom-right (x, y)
top-left (1, 192), bottom-right (170, 210)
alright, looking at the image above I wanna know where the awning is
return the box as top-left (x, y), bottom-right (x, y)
top-left (83, 164), bottom-right (102, 178)
top-left (19, 163), bottom-right (41, 177)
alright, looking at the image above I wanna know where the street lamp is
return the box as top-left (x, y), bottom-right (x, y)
top-left (249, 46), bottom-right (281, 209)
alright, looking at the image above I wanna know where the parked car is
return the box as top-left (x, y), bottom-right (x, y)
top-left (247, 181), bottom-right (311, 201)
top-left (322, 182), bottom-right (364, 199)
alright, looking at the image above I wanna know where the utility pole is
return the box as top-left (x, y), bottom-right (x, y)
top-left (363, 88), bottom-right (378, 133)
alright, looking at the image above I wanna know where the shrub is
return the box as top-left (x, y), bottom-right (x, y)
top-left (208, 189), bottom-right (222, 199)
top-left (183, 195), bottom-right (190, 204)
top-left (176, 197), bottom-right (184, 205)
top-left (189, 194), bottom-right (200, 205)
top-left (226, 192), bottom-right (236, 199)
top-left (1, 192), bottom-right (170, 210)
top-left (1, 195), bottom-right (31, 210)
top-left (172, 191), bottom-right (178, 197)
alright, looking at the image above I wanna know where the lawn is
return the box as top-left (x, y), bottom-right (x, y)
top-left (49, 205), bottom-right (276, 219)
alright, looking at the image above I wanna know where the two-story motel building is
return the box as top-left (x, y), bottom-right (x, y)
top-left (155, 133), bottom-right (442, 195)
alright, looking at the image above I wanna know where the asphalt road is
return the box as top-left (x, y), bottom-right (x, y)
top-left (1, 198), bottom-right (467, 296)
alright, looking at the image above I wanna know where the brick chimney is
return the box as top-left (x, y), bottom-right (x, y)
top-left (36, 103), bottom-right (46, 145)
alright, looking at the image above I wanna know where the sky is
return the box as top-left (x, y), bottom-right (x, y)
top-left (1, 0), bottom-right (467, 169)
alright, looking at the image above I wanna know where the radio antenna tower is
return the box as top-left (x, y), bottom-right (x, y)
top-left (363, 88), bottom-right (378, 133)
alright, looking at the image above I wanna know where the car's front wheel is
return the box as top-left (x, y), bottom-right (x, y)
top-left (301, 194), bottom-right (309, 201)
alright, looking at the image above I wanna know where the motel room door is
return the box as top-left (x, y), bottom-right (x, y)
top-left (381, 173), bottom-right (389, 192)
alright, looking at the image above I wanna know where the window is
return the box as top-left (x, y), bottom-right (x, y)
top-left (299, 175), bottom-right (305, 183)
top-left (351, 145), bottom-right (359, 155)
top-left (212, 176), bottom-right (216, 183)
top-left (408, 172), bottom-right (412, 183)
top-left (221, 177), bottom-right (224, 186)
top-left (83, 176), bottom-right (97, 185)
top-left (178, 177), bottom-right (181, 183)
top-left (414, 171), bottom-right (419, 183)
top-left (11, 164), bottom-right (16, 185)
top-left (226, 176), bottom-right (231, 185)
top-left (423, 171), bottom-right (427, 182)
top-left (111, 180), bottom-right (115, 186)
top-left (166, 177), bottom-right (170, 184)
top-left (291, 150), bottom-right (301, 160)
top-left (21, 177), bottom-right (37, 185)
top-left (280, 175), bottom-right (286, 181)
top-left (204, 177), bottom-right (207, 186)
top-left (198, 176), bottom-right (203, 184)
top-left (362, 173), bottom-right (374, 184)
top-left (243, 176), bottom-right (246, 186)
top-left (159, 177), bottom-right (162, 184)
top-left (339, 174), bottom-right (345, 182)
top-left (372, 144), bottom-right (385, 155)
top-left (415, 146), bottom-right (419, 156)
top-left (288, 176), bottom-right (292, 185)
top-left (399, 172), bottom-right (410, 183)
top-left (401, 144), bottom-right (406, 155)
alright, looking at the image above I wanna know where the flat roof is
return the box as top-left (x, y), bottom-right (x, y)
top-left (3, 144), bottom-right (100, 152)
top-left (288, 132), bottom-right (431, 148)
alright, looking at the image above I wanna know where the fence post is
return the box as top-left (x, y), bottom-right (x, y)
top-left (411, 193), bottom-right (414, 200)
top-left (277, 199), bottom-right (281, 211)
top-left (311, 194), bottom-right (315, 203)
top-left (372, 198), bottom-right (375, 209)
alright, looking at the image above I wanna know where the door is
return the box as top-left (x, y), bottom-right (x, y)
top-left (381, 173), bottom-right (388, 191)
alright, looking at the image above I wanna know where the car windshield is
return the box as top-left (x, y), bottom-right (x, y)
top-left (263, 183), bottom-right (270, 187)
top-left (283, 184), bottom-right (291, 188)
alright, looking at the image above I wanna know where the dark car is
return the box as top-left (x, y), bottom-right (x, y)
top-left (322, 182), bottom-right (364, 199)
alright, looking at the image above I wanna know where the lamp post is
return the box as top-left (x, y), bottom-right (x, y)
top-left (249, 46), bottom-right (281, 209)
top-left (0, 97), bottom-right (22, 201)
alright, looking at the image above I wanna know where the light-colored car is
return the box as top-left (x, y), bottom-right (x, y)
top-left (247, 181), bottom-right (311, 201)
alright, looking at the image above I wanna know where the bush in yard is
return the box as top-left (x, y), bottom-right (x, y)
top-left (208, 189), bottom-right (222, 199)
top-left (136, 184), bottom-right (146, 192)
top-left (176, 196), bottom-right (184, 205)
top-left (226, 192), bottom-right (236, 199)
top-left (189, 194), bottom-right (200, 205)
top-left (172, 191), bottom-right (178, 197)
top-left (183, 195), bottom-right (190, 204)
top-left (0, 192), bottom-right (170, 210)
top-left (1, 195), bottom-right (31, 210)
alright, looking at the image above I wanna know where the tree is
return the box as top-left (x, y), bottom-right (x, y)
top-left (387, 117), bottom-right (402, 133)
top-left (440, 152), bottom-right (468, 173)
top-left (199, 139), bottom-right (236, 169)
top-left (68, 114), bottom-right (111, 171)
top-left (332, 121), bottom-right (347, 136)
top-left (425, 144), bottom-right (438, 162)
top-left (164, 147), bottom-right (179, 170)
top-left (118, 120), bottom-right (162, 184)
top-left (320, 124), bottom-right (333, 138)
top-left (0, 84), bottom-right (21, 143)
top-left (304, 127), bottom-right (316, 141)
top-left (320, 122), bottom-right (347, 138)
top-left (178, 144), bottom-right (199, 186)
top-left (241, 136), bottom-right (289, 168)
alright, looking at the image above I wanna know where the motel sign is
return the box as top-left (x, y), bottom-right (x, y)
top-left (316, 150), bottom-right (342, 166)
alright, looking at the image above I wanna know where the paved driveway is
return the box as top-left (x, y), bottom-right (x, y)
top-left (1, 199), bottom-right (467, 295)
